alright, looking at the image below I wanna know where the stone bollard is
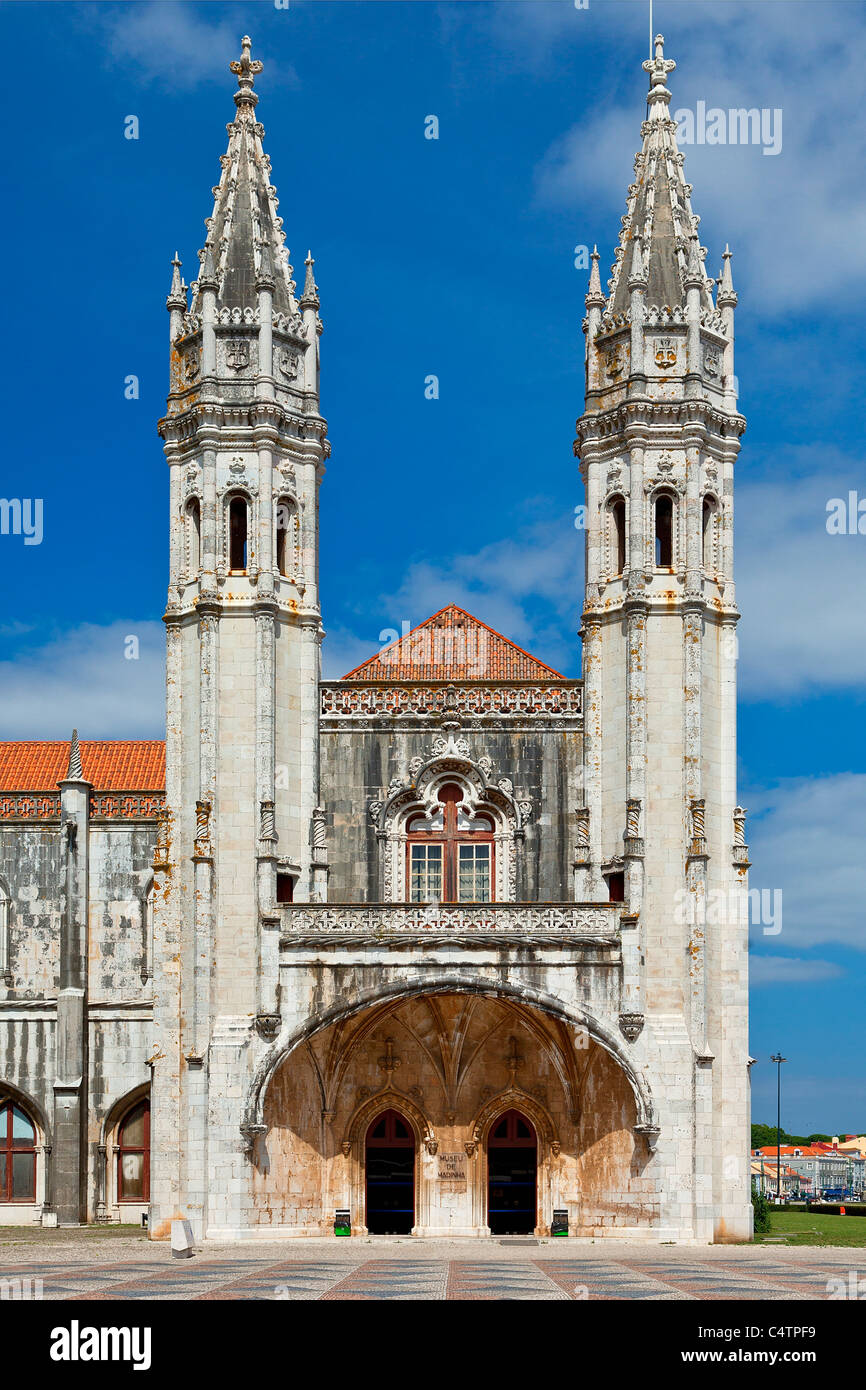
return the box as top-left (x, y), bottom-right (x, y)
top-left (171, 1218), bottom-right (196, 1259)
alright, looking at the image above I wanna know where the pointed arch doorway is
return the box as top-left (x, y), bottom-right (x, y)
top-left (487, 1109), bottom-right (537, 1235)
top-left (365, 1109), bottom-right (415, 1234)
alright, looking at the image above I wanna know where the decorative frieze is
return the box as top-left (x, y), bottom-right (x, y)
top-left (320, 680), bottom-right (582, 723)
top-left (278, 902), bottom-right (621, 936)
top-left (0, 792), bottom-right (166, 821)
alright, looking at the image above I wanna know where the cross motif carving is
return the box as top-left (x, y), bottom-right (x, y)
top-left (377, 1037), bottom-right (401, 1077)
top-left (230, 36), bottom-right (263, 89)
top-left (503, 1035), bottom-right (524, 1085)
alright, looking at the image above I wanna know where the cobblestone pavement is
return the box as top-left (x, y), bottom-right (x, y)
top-left (1, 1234), bottom-right (864, 1300)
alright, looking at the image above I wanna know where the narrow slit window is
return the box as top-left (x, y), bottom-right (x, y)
top-left (702, 496), bottom-right (717, 569)
top-left (229, 496), bottom-right (248, 572)
top-left (655, 494), bottom-right (673, 568)
top-left (611, 496), bottom-right (626, 575)
top-left (276, 873), bottom-right (294, 904)
top-left (186, 498), bottom-right (201, 574)
top-left (275, 498), bottom-right (297, 579)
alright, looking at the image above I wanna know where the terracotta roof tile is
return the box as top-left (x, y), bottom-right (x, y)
top-left (342, 605), bottom-right (564, 682)
top-left (0, 741), bottom-right (166, 792)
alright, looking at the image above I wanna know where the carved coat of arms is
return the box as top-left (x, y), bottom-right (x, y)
top-left (654, 338), bottom-right (677, 369)
top-left (226, 338), bottom-right (249, 371)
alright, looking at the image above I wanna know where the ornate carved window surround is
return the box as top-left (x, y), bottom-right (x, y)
top-left (369, 733), bottom-right (531, 903)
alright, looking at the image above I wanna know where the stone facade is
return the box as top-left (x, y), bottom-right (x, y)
top-left (0, 34), bottom-right (752, 1242)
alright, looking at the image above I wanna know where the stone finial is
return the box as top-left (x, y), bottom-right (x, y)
top-left (642, 33), bottom-right (676, 92)
top-left (300, 251), bottom-right (320, 310)
top-left (66, 729), bottom-right (83, 780)
top-left (717, 244), bottom-right (738, 308)
top-left (198, 241), bottom-right (218, 292)
top-left (256, 238), bottom-right (275, 290)
top-left (628, 233), bottom-right (647, 289)
top-left (230, 35), bottom-right (263, 111)
top-left (585, 245), bottom-right (606, 309)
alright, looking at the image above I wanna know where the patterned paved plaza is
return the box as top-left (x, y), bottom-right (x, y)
top-left (2, 1237), bottom-right (863, 1300)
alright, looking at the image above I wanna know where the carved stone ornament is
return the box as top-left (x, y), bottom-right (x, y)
top-left (619, 1012), bottom-right (645, 1043)
top-left (654, 337), bottom-right (678, 369)
top-left (464, 1141), bottom-right (477, 1159)
top-left (605, 345), bottom-right (624, 380)
top-left (634, 1123), bottom-right (661, 1152)
top-left (341, 1140), bottom-right (352, 1158)
top-left (703, 343), bottom-right (722, 378)
top-left (255, 1013), bottom-right (281, 1041)
top-left (226, 338), bottom-right (249, 372)
top-left (424, 1138), bottom-right (439, 1156)
top-left (277, 348), bottom-right (300, 379)
top-left (240, 1122), bottom-right (267, 1154)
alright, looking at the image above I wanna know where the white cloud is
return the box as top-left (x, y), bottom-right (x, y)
top-left (0, 622), bottom-right (165, 739)
top-left (736, 458), bottom-right (866, 699)
top-left (749, 955), bottom-right (844, 987)
top-left (97, 2), bottom-right (297, 89)
top-left (747, 773), bottom-right (866, 951)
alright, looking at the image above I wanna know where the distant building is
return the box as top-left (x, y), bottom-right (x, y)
top-left (753, 1146), bottom-right (861, 1197)
top-left (750, 1160), bottom-right (810, 1198)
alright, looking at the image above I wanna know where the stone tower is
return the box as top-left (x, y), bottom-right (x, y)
top-left (574, 35), bottom-right (751, 1240)
top-left (150, 37), bottom-right (328, 1238)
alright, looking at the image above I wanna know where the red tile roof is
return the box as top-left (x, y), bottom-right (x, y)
top-left (0, 741), bottom-right (166, 791)
top-left (342, 605), bottom-right (564, 682)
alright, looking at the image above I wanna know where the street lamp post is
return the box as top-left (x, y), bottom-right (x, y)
top-left (770, 1053), bottom-right (787, 1202)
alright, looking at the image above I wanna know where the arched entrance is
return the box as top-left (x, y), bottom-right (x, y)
top-left (487, 1109), bottom-right (537, 1235)
top-left (365, 1109), bottom-right (415, 1234)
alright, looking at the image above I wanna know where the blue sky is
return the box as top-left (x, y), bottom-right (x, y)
top-left (1, 0), bottom-right (864, 1134)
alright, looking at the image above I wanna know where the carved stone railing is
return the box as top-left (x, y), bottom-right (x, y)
top-left (0, 791), bottom-right (166, 821)
top-left (278, 901), bottom-right (620, 947)
top-left (320, 681), bottom-right (582, 722)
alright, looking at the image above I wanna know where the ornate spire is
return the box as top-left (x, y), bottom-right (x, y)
top-left (66, 729), bottom-right (83, 781)
top-left (189, 35), bottom-right (300, 320)
top-left (603, 34), bottom-right (713, 317)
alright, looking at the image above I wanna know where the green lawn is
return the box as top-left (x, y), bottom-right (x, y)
top-left (754, 1211), bottom-right (866, 1248)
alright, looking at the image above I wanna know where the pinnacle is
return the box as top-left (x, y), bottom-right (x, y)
top-left (66, 729), bottom-right (83, 781)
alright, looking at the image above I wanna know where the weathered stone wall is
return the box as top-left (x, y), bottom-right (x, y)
top-left (0, 819), bottom-right (156, 1223)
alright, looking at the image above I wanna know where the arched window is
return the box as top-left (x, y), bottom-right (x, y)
top-left (702, 495), bottom-right (718, 570)
top-left (0, 1100), bottom-right (36, 1202)
top-left (117, 1099), bottom-right (150, 1202)
top-left (186, 497), bottom-right (201, 575)
top-left (228, 495), bottom-right (248, 572)
top-left (275, 497), bottom-right (299, 579)
top-left (654, 493), bottom-right (674, 568)
top-left (406, 783), bottom-right (495, 904)
top-left (609, 495), bottom-right (626, 576)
